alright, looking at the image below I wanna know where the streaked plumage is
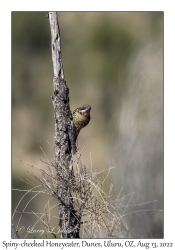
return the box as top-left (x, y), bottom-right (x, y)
top-left (72, 104), bottom-right (91, 153)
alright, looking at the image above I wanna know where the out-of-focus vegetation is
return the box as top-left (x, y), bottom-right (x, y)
top-left (12, 12), bottom-right (163, 238)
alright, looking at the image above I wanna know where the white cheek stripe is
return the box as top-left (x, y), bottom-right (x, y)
top-left (81, 110), bottom-right (86, 113)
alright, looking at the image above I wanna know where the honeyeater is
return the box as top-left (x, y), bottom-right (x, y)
top-left (72, 104), bottom-right (91, 153)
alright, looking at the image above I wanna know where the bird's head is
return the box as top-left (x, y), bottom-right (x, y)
top-left (80, 104), bottom-right (91, 115)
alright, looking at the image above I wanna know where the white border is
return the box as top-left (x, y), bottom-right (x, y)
top-left (1, 0), bottom-right (175, 247)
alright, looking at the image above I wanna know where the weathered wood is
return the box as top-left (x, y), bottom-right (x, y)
top-left (48, 12), bottom-right (80, 238)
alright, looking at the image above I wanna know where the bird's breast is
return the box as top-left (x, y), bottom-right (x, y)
top-left (76, 112), bottom-right (88, 122)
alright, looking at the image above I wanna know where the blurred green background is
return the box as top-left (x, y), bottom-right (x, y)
top-left (12, 12), bottom-right (163, 238)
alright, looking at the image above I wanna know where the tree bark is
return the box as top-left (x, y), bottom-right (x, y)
top-left (48, 12), bottom-right (80, 238)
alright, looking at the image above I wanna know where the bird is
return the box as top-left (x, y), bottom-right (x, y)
top-left (72, 104), bottom-right (91, 154)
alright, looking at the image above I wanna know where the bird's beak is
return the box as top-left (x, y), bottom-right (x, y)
top-left (85, 107), bottom-right (91, 112)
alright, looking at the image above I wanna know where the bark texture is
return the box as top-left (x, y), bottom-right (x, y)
top-left (48, 12), bottom-right (80, 238)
